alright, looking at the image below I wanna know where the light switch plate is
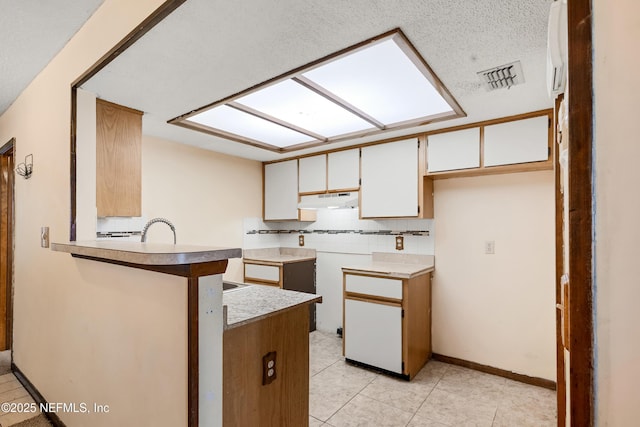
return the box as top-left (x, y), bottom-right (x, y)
top-left (41, 226), bottom-right (49, 248)
top-left (484, 240), bottom-right (495, 254)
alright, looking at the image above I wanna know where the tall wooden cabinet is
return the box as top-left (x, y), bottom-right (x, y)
top-left (96, 99), bottom-right (143, 217)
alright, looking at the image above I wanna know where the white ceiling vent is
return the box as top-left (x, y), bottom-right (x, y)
top-left (478, 61), bottom-right (524, 91)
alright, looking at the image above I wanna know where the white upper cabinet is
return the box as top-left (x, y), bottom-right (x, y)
top-left (264, 159), bottom-right (299, 220)
top-left (328, 149), bottom-right (360, 191)
top-left (361, 139), bottom-right (418, 218)
top-left (484, 115), bottom-right (550, 166)
top-left (299, 154), bottom-right (327, 193)
top-left (427, 127), bottom-right (480, 172)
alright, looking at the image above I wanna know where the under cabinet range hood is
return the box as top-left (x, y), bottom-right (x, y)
top-left (298, 192), bottom-right (358, 210)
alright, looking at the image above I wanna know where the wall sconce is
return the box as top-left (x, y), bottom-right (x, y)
top-left (16, 154), bottom-right (33, 179)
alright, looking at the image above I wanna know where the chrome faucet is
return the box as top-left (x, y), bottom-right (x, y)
top-left (141, 218), bottom-right (176, 244)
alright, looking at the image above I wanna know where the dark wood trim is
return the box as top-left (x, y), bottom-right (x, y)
top-left (187, 277), bottom-right (199, 427)
top-left (0, 139), bottom-right (14, 351)
top-left (70, 254), bottom-right (228, 278)
top-left (69, 0), bottom-right (187, 241)
top-left (71, 0), bottom-right (187, 88)
top-left (554, 93), bottom-right (566, 427)
top-left (70, 87), bottom-right (77, 241)
top-left (0, 139), bottom-right (14, 155)
top-left (431, 353), bottom-right (557, 391)
top-left (12, 363), bottom-right (66, 427)
top-left (567, 0), bottom-right (594, 425)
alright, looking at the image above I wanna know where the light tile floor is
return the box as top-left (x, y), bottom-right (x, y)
top-left (309, 331), bottom-right (557, 427)
top-left (0, 373), bottom-right (42, 427)
top-left (0, 332), bottom-right (557, 426)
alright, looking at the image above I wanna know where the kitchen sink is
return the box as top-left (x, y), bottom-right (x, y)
top-left (223, 281), bottom-right (248, 292)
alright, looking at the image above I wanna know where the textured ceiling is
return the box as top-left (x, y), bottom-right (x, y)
top-left (82, 0), bottom-right (554, 161)
top-left (0, 0), bottom-right (105, 115)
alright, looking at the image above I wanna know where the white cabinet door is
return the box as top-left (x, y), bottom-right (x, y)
top-left (299, 154), bottom-right (327, 193)
top-left (264, 160), bottom-right (299, 220)
top-left (344, 298), bottom-right (402, 373)
top-left (427, 127), bottom-right (480, 172)
top-left (484, 115), bottom-right (550, 166)
top-left (328, 149), bottom-right (360, 190)
top-left (361, 139), bottom-right (418, 218)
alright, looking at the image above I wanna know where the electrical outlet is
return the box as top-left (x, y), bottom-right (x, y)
top-left (484, 240), bottom-right (495, 254)
top-left (262, 351), bottom-right (277, 385)
top-left (298, 234), bottom-right (304, 247)
top-left (395, 235), bottom-right (404, 251)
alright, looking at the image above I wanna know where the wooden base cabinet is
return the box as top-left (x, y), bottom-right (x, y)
top-left (343, 272), bottom-right (432, 380)
top-left (223, 306), bottom-right (309, 426)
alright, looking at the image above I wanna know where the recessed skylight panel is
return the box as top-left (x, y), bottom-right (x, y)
top-left (302, 38), bottom-right (453, 125)
top-left (187, 105), bottom-right (314, 147)
top-left (172, 30), bottom-right (463, 152)
top-left (235, 80), bottom-right (375, 137)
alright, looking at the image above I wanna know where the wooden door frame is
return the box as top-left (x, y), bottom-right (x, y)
top-left (0, 138), bottom-right (15, 351)
top-left (565, 0), bottom-right (594, 425)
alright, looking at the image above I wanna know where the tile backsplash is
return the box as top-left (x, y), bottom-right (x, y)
top-left (243, 209), bottom-right (434, 255)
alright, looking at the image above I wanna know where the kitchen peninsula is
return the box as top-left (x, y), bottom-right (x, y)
top-left (222, 285), bottom-right (321, 425)
top-left (51, 241), bottom-right (240, 427)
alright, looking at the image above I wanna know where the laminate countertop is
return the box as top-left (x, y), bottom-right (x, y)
top-left (243, 247), bottom-right (316, 264)
top-left (223, 284), bottom-right (321, 330)
top-left (51, 241), bottom-right (242, 265)
top-left (342, 253), bottom-right (435, 279)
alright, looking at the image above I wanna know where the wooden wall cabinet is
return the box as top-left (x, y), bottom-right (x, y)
top-left (343, 271), bottom-right (432, 380)
top-left (96, 99), bottom-right (143, 217)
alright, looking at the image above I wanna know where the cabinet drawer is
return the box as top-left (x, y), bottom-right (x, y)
top-left (244, 263), bottom-right (281, 283)
top-left (345, 274), bottom-right (402, 299)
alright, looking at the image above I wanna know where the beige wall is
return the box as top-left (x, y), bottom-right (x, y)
top-left (433, 171), bottom-right (556, 380)
top-left (141, 135), bottom-right (262, 280)
top-left (594, 0), bottom-right (640, 423)
top-left (0, 0), bottom-right (229, 425)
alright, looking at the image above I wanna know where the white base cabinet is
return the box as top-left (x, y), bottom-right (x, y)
top-left (343, 271), bottom-right (432, 379)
